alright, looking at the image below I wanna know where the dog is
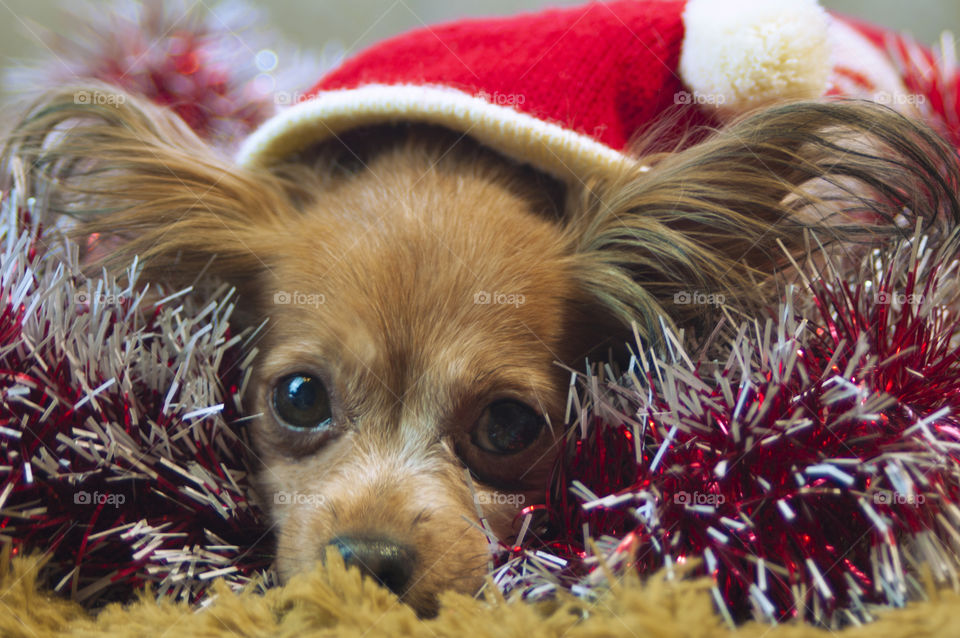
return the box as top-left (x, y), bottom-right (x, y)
top-left (4, 0), bottom-right (959, 617)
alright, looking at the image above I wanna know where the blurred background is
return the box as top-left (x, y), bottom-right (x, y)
top-left (1, 0), bottom-right (958, 98)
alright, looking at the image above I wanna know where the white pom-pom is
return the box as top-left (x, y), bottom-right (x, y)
top-left (679, 0), bottom-right (832, 114)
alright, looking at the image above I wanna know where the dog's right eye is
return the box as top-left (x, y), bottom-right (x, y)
top-left (472, 399), bottom-right (544, 455)
top-left (272, 374), bottom-right (332, 430)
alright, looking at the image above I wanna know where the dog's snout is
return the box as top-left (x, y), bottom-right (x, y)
top-left (330, 535), bottom-right (416, 595)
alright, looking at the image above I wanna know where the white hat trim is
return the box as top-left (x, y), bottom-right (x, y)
top-left (235, 83), bottom-right (636, 183)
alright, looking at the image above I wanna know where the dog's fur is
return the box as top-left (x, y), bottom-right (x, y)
top-left (4, 85), bottom-right (959, 614)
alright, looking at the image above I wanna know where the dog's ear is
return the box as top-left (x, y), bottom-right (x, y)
top-left (564, 100), bottom-right (960, 346)
top-left (2, 83), bottom-right (294, 303)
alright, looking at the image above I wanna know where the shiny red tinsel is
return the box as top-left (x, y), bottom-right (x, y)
top-left (6, 0), bottom-right (328, 149)
top-left (496, 233), bottom-right (960, 627)
top-left (0, 191), bottom-right (273, 605)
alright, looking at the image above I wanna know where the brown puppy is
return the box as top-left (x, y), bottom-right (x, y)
top-left (4, 88), bottom-right (958, 614)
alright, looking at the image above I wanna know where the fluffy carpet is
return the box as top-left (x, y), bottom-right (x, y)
top-left (5, 551), bottom-right (960, 638)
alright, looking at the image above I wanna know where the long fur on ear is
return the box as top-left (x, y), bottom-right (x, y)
top-left (567, 100), bottom-right (960, 344)
top-left (1, 84), bottom-right (292, 296)
top-left (6, 89), bottom-right (960, 353)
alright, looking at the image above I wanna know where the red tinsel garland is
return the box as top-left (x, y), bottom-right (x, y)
top-left (0, 195), bottom-right (273, 605)
top-left (5, 0), bottom-right (330, 150)
top-left (494, 232), bottom-right (960, 628)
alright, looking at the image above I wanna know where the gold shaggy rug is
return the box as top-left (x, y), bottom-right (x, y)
top-left (3, 552), bottom-right (960, 638)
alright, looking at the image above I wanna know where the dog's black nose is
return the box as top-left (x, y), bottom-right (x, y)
top-left (329, 535), bottom-right (416, 595)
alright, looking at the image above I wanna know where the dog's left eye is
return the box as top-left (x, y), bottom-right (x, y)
top-left (472, 399), bottom-right (544, 454)
top-left (273, 374), bottom-right (332, 430)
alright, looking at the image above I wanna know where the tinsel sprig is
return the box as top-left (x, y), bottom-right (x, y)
top-left (0, 180), bottom-right (274, 606)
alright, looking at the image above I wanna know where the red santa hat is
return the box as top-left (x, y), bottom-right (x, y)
top-left (236, 0), bottom-right (949, 183)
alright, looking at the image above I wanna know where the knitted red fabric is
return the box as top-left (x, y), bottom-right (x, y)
top-left (237, 0), bottom-right (959, 179)
top-left (310, 0), bottom-right (699, 153)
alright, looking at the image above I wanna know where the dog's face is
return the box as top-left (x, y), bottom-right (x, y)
top-left (245, 137), bottom-right (600, 614)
